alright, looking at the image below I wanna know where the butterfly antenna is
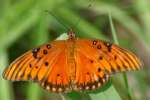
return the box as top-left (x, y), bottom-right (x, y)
top-left (45, 10), bottom-right (70, 32)
top-left (73, 0), bottom-right (95, 30)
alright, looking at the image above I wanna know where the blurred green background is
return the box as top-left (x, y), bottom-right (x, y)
top-left (0, 0), bottom-right (150, 100)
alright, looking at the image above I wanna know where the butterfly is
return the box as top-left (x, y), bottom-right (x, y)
top-left (3, 31), bottom-right (142, 93)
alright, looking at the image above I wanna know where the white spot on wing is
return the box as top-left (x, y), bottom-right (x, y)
top-left (58, 88), bottom-right (63, 92)
top-left (97, 82), bottom-right (101, 87)
top-left (85, 86), bottom-right (89, 90)
top-left (94, 74), bottom-right (99, 81)
top-left (52, 87), bottom-right (56, 92)
top-left (46, 85), bottom-right (50, 90)
top-left (92, 85), bottom-right (96, 89)
top-left (41, 82), bottom-right (44, 86)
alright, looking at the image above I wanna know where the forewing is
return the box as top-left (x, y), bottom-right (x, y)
top-left (84, 39), bottom-right (142, 73)
top-left (2, 41), bottom-right (61, 79)
top-left (74, 39), bottom-right (142, 91)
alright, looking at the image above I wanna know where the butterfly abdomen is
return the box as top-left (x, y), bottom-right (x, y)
top-left (66, 40), bottom-right (76, 81)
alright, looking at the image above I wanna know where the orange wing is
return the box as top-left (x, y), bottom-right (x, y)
top-left (39, 48), bottom-right (71, 93)
top-left (83, 39), bottom-right (142, 73)
top-left (3, 38), bottom-right (142, 93)
top-left (73, 39), bottom-right (142, 91)
top-left (3, 40), bottom-right (71, 92)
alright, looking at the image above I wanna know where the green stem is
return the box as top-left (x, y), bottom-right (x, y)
top-left (108, 12), bottom-right (132, 100)
top-left (27, 84), bottom-right (41, 100)
top-left (108, 13), bottom-right (119, 45)
top-left (123, 73), bottom-right (132, 100)
top-left (0, 50), bottom-right (14, 100)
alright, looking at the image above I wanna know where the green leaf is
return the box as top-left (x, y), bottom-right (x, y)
top-left (89, 85), bottom-right (121, 100)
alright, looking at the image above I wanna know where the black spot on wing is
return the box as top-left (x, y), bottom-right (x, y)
top-left (104, 42), bottom-right (112, 52)
top-left (98, 67), bottom-right (101, 72)
top-left (93, 40), bottom-right (98, 45)
top-left (99, 56), bottom-right (103, 60)
top-left (46, 44), bottom-right (51, 49)
top-left (29, 64), bottom-right (32, 68)
top-left (44, 62), bottom-right (49, 66)
top-left (32, 48), bottom-right (40, 58)
top-left (90, 60), bottom-right (94, 63)
top-left (97, 45), bottom-right (101, 49)
top-left (43, 49), bottom-right (48, 55)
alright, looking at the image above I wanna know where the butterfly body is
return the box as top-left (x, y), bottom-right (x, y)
top-left (66, 39), bottom-right (76, 81)
top-left (3, 31), bottom-right (142, 93)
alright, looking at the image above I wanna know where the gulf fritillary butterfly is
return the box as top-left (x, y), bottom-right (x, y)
top-left (3, 31), bottom-right (142, 93)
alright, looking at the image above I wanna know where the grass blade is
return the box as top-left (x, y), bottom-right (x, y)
top-left (109, 12), bottom-right (132, 100)
top-left (0, 50), bottom-right (14, 100)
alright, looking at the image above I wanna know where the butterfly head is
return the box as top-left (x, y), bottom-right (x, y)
top-left (67, 29), bottom-right (75, 40)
